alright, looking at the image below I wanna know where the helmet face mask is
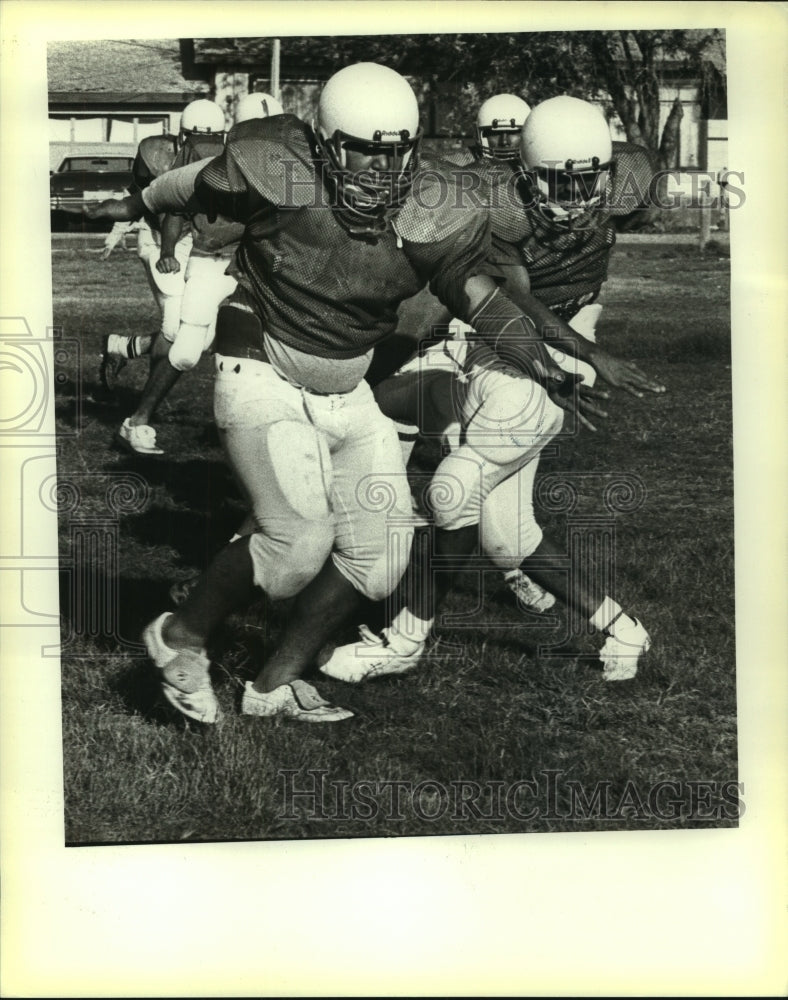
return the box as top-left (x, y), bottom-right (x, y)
top-left (475, 94), bottom-right (531, 161)
top-left (518, 95), bottom-right (614, 230)
top-left (318, 126), bottom-right (421, 231)
top-left (527, 157), bottom-right (614, 229)
top-left (477, 120), bottom-right (522, 160)
top-left (316, 62), bottom-right (422, 235)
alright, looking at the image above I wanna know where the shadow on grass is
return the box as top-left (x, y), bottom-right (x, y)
top-left (58, 566), bottom-right (173, 658)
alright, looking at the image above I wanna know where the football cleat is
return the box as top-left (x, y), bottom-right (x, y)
top-left (116, 418), bottom-right (164, 455)
top-left (599, 617), bottom-right (651, 681)
top-left (505, 570), bottom-right (556, 613)
top-left (241, 679), bottom-right (353, 723)
top-left (142, 612), bottom-right (219, 724)
top-left (99, 334), bottom-right (127, 392)
top-left (320, 624), bottom-right (425, 683)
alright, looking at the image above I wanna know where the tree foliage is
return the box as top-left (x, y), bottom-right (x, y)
top-left (196, 29), bottom-right (725, 167)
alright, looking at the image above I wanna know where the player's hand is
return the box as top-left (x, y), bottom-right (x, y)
top-left (589, 347), bottom-right (666, 397)
top-left (549, 379), bottom-right (610, 432)
top-left (156, 255), bottom-right (180, 274)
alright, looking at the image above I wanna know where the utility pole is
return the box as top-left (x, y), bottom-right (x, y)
top-left (271, 38), bottom-right (281, 100)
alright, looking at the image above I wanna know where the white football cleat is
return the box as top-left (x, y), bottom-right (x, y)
top-left (142, 612), bottom-right (219, 723)
top-left (320, 624), bottom-right (425, 683)
top-left (241, 679), bottom-right (353, 723)
top-left (505, 570), bottom-right (556, 613)
top-left (117, 418), bottom-right (164, 455)
top-left (599, 617), bottom-right (651, 681)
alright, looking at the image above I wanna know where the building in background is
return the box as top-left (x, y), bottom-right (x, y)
top-left (47, 35), bottom-right (727, 183)
top-left (47, 39), bottom-right (210, 172)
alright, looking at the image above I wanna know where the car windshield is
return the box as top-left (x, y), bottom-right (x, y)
top-left (60, 157), bottom-right (134, 172)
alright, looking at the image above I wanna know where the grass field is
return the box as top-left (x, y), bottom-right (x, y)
top-left (51, 233), bottom-right (736, 844)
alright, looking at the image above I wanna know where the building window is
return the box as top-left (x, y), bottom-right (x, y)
top-left (48, 113), bottom-right (168, 144)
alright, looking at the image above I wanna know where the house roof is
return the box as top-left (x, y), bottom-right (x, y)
top-left (47, 39), bottom-right (209, 99)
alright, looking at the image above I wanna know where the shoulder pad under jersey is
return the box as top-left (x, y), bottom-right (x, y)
top-left (396, 155), bottom-right (491, 243)
top-left (176, 132), bottom-right (226, 165)
top-left (211, 114), bottom-right (319, 208)
top-left (135, 134), bottom-right (179, 185)
top-left (609, 140), bottom-right (658, 215)
top-left (469, 157), bottom-right (532, 243)
top-left (448, 146), bottom-right (477, 167)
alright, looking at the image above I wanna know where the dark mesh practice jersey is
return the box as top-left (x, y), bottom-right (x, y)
top-left (129, 134), bottom-right (178, 193)
top-left (478, 141), bottom-right (656, 318)
top-left (170, 134), bottom-right (244, 254)
top-left (192, 115), bottom-right (491, 359)
top-left (128, 134), bottom-right (179, 232)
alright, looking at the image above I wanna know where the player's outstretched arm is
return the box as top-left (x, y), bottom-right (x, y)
top-left (463, 274), bottom-right (609, 431)
top-left (84, 192), bottom-right (145, 223)
top-left (501, 277), bottom-right (666, 398)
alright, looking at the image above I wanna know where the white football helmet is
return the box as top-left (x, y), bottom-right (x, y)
top-left (519, 96), bottom-right (613, 227)
top-left (475, 93), bottom-right (531, 160)
top-left (180, 99), bottom-right (226, 136)
top-left (235, 91), bottom-right (284, 123)
top-left (316, 62), bottom-right (421, 233)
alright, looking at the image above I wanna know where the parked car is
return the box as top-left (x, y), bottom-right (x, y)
top-left (50, 153), bottom-right (134, 230)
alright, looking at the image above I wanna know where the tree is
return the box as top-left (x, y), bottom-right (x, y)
top-left (192, 29), bottom-right (726, 170)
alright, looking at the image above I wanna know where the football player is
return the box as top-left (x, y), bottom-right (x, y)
top-left (472, 92), bottom-right (532, 161)
top-left (99, 96), bottom-right (285, 454)
top-left (88, 62), bottom-right (595, 724)
top-left (98, 98), bottom-right (229, 392)
top-left (320, 95), bottom-right (664, 686)
top-left (97, 127), bottom-right (192, 392)
top-left (95, 98), bottom-right (227, 452)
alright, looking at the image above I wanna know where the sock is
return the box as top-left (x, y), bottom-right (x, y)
top-left (590, 597), bottom-right (636, 636)
top-left (590, 597), bottom-right (622, 633)
top-left (106, 333), bottom-right (128, 356)
top-left (127, 334), bottom-right (152, 359)
top-left (385, 606), bottom-right (432, 652)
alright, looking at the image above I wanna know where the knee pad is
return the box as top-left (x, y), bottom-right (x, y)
top-left (168, 323), bottom-right (209, 371)
top-left (182, 258), bottom-right (237, 327)
top-left (480, 464), bottom-right (543, 569)
top-left (332, 521), bottom-right (414, 602)
top-left (159, 295), bottom-right (183, 342)
top-left (427, 446), bottom-right (489, 531)
top-left (248, 523), bottom-right (334, 600)
top-left (463, 373), bottom-right (563, 467)
top-left (569, 303), bottom-right (602, 342)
